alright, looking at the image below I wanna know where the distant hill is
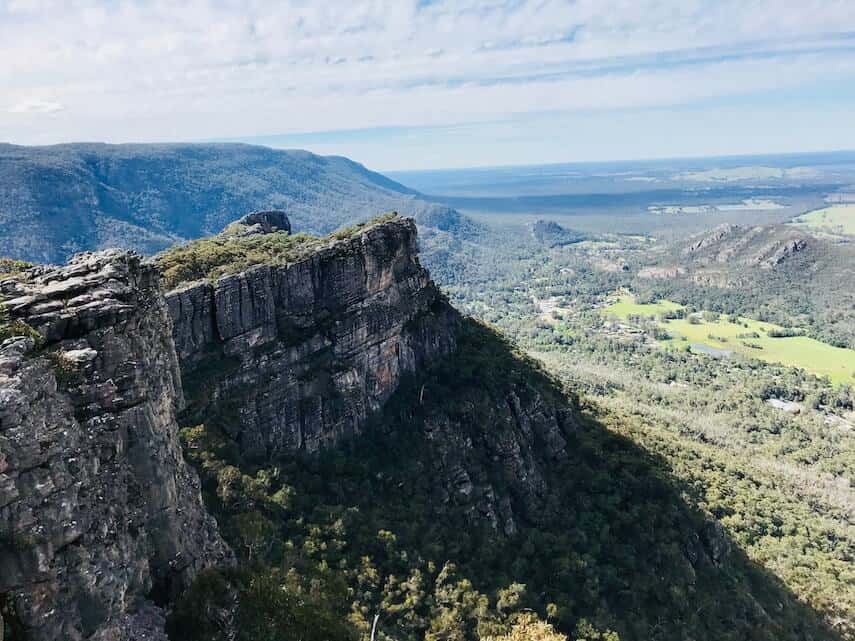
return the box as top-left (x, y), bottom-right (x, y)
top-left (0, 142), bottom-right (474, 263)
top-left (530, 219), bottom-right (584, 247)
top-left (635, 223), bottom-right (855, 349)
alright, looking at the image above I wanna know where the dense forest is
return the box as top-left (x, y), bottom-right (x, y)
top-left (166, 317), bottom-right (844, 641)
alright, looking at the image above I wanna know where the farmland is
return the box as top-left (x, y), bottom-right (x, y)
top-left (605, 295), bottom-right (855, 385)
top-left (793, 204), bottom-right (855, 236)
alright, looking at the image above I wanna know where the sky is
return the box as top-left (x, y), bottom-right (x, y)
top-left (2, 0), bottom-right (855, 171)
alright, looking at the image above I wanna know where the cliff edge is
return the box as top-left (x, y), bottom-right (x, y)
top-left (164, 216), bottom-right (460, 460)
top-left (0, 252), bottom-right (232, 641)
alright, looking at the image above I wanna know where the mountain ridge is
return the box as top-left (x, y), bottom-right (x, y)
top-left (0, 142), bottom-right (473, 264)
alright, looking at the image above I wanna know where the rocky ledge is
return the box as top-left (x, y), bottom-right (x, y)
top-left (0, 251), bottom-right (231, 641)
top-left (166, 217), bottom-right (460, 460)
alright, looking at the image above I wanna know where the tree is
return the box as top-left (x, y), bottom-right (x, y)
top-left (231, 511), bottom-right (276, 562)
top-left (481, 613), bottom-right (566, 641)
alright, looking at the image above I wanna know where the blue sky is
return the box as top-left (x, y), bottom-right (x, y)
top-left (2, 1), bottom-right (855, 170)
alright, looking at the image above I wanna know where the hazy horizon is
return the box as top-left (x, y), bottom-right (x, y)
top-left (4, 138), bottom-right (854, 177)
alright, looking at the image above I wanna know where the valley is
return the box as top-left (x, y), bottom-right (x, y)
top-left (604, 294), bottom-right (855, 385)
top-left (3, 3), bottom-right (854, 640)
top-left (397, 152), bottom-right (855, 639)
top-left (1, 148), bottom-right (853, 641)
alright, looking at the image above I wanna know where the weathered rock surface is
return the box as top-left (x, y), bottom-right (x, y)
top-left (166, 218), bottom-right (459, 460)
top-left (0, 252), bottom-right (232, 641)
top-left (683, 223), bottom-right (739, 256)
top-left (681, 224), bottom-right (811, 270)
top-left (0, 216), bottom-right (571, 640)
top-left (229, 210), bottom-right (292, 236)
top-left (419, 385), bottom-right (574, 535)
top-left (755, 237), bottom-right (807, 268)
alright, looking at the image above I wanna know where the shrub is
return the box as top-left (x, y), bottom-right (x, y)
top-left (0, 304), bottom-right (42, 346)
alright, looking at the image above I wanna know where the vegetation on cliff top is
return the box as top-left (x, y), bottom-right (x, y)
top-left (156, 212), bottom-right (400, 288)
top-left (0, 258), bottom-right (33, 275)
top-left (0, 260), bottom-right (41, 344)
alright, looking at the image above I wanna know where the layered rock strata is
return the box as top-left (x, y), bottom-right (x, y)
top-left (166, 218), bottom-right (459, 460)
top-left (0, 252), bottom-right (231, 641)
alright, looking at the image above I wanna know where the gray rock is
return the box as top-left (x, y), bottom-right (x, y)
top-left (234, 210), bottom-right (291, 235)
top-left (0, 251), bottom-right (232, 641)
top-left (701, 520), bottom-right (732, 565)
top-left (423, 385), bottom-right (575, 531)
top-left (167, 218), bottom-right (460, 460)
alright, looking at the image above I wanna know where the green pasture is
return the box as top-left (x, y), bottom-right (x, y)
top-left (793, 205), bottom-right (855, 236)
top-left (605, 295), bottom-right (855, 385)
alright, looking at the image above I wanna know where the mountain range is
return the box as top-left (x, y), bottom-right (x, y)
top-left (0, 142), bottom-right (470, 264)
top-left (0, 143), bottom-right (850, 641)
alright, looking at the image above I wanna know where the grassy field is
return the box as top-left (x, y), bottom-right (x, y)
top-left (793, 204), bottom-right (855, 236)
top-left (604, 296), bottom-right (682, 318)
top-left (605, 295), bottom-right (855, 385)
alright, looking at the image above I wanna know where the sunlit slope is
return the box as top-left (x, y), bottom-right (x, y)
top-left (605, 295), bottom-right (855, 385)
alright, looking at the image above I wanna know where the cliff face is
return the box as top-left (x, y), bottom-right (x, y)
top-left (165, 218), bottom-right (459, 460)
top-left (417, 383), bottom-right (574, 535)
top-left (0, 217), bottom-right (562, 640)
top-left (0, 252), bottom-right (232, 641)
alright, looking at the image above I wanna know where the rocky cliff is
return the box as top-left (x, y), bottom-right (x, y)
top-left (0, 252), bottom-right (232, 641)
top-left (410, 378), bottom-right (575, 536)
top-left (0, 215), bottom-right (464, 640)
top-left (165, 217), bottom-right (459, 461)
top-left (0, 216), bottom-right (578, 640)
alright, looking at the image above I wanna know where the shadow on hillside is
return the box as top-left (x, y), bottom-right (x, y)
top-left (285, 319), bottom-right (843, 641)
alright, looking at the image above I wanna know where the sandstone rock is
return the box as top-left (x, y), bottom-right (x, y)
top-left (227, 210), bottom-right (291, 236)
top-left (682, 224), bottom-right (739, 255)
top-left (0, 251), bottom-right (232, 641)
top-left (422, 385), bottom-right (575, 531)
top-left (166, 218), bottom-right (459, 460)
top-left (757, 237), bottom-right (807, 268)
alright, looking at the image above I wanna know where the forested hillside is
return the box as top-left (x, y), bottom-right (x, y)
top-left (0, 143), bottom-right (469, 263)
top-left (437, 219), bottom-right (855, 639)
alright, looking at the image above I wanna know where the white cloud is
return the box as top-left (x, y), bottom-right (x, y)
top-left (8, 98), bottom-right (65, 114)
top-left (0, 0), bottom-right (853, 148)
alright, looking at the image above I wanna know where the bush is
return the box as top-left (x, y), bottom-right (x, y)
top-left (0, 305), bottom-right (42, 346)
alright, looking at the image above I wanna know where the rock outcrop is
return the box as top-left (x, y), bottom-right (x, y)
top-left (229, 210), bottom-right (292, 236)
top-left (0, 252), bottom-right (232, 641)
top-left (166, 218), bottom-right (459, 461)
top-left (530, 219), bottom-right (583, 247)
top-left (682, 223), bottom-right (739, 256)
top-left (755, 237), bottom-right (808, 268)
top-left (0, 216), bottom-right (551, 640)
top-left (420, 384), bottom-right (574, 535)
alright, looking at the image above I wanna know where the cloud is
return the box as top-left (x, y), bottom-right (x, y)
top-left (0, 0), bottom-right (853, 154)
top-left (8, 98), bottom-right (65, 114)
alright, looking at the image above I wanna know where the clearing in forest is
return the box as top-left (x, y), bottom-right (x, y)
top-left (792, 205), bottom-right (855, 237)
top-left (605, 294), bottom-right (855, 385)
